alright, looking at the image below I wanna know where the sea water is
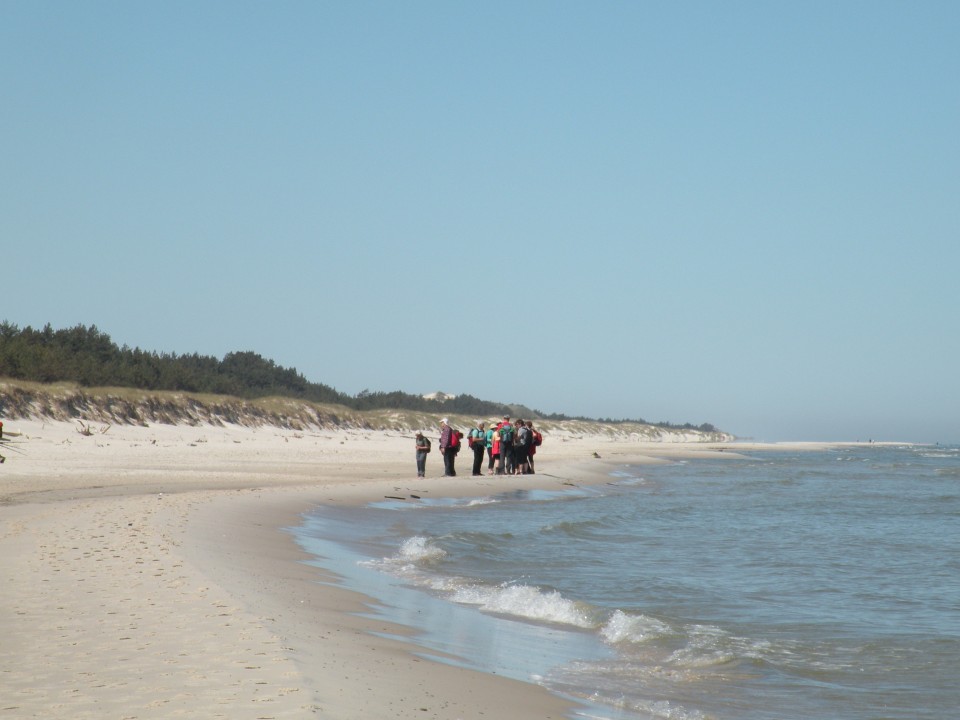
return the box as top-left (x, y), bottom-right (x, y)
top-left (292, 445), bottom-right (960, 719)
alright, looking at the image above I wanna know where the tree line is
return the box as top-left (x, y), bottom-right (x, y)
top-left (0, 322), bottom-right (717, 432)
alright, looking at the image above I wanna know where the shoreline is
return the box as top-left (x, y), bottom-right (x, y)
top-left (0, 420), bottom-right (897, 718)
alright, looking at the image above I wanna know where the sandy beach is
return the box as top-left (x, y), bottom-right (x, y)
top-left (0, 420), bottom-right (839, 719)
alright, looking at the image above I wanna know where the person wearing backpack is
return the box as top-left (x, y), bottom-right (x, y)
top-left (527, 421), bottom-right (542, 474)
top-left (485, 423), bottom-right (497, 474)
top-left (469, 421), bottom-right (486, 476)
top-left (514, 419), bottom-right (532, 475)
top-left (497, 416), bottom-right (514, 475)
top-left (440, 418), bottom-right (460, 476)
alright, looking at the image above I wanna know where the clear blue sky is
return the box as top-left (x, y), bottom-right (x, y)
top-left (3, 1), bottom-right (958, 442)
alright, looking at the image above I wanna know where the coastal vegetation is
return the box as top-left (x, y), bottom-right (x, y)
top-left (0, 321), bottom-right (722, 435)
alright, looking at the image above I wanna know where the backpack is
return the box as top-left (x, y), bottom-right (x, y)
top-left (449, 429), bottom-right (460, 449)
top-left (500, 424), bottom-right (514, 445)
top-left (533, 430), bottom-right (542, 447)
top-left (516, 426), bottom-right (531, 447)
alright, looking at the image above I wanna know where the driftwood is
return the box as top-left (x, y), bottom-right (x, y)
top-left (77, 421), bottom-right (111, 436)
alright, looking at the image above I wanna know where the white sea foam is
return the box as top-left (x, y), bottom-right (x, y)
top-left (666, 625), bottom-right (736, 667)
top-left (360, 538), bottom-right (599, 633)
top-left (465, 496), bottom-right (498, 507)
top-left (639, 700), bottom-right (708, 720)
top-left (449, 582), bottom-right (596, 628)
top-left (574, 689), bottom-right (708, 720)
top-left (665, 624), bottom-right (781, 669)
top-left (398, 535), bottom-right (446, 562)
top-left (360, 535), bottom-right (446, 575)
top-left (601, 609), bottom-right (673, 644)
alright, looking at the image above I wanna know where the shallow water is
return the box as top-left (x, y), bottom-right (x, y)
top-left (293, 445), bottom-right (960, 719)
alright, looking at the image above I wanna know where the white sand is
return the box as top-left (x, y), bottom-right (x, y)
top-left (0, 420), bottom-right (848, 718)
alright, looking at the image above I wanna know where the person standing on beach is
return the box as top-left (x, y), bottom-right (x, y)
top-left (469, 421), bottom-right (486, 476)
top-left (527, 421), bottom-right (541, 474)
top-left (485, 422), bottom-right (496, 474)
top-left (514, 419), bottom-right (531, 475)
top-left (439, 418), bottom-right (457, 476)
top-left (415, 430), bottom-right (430, 477)
top-left (497, 416), bottom-right (514, 475)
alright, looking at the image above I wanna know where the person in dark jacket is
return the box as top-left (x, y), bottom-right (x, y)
top-left (497, 416), bottom-right (514, 475)
top-left (439, 418), bottom-right (457, 476)
top-left (469, 422), bottom-right (486, 476)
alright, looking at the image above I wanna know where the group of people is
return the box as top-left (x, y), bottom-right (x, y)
top-left (414, 415), bottom-right (542, 478)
